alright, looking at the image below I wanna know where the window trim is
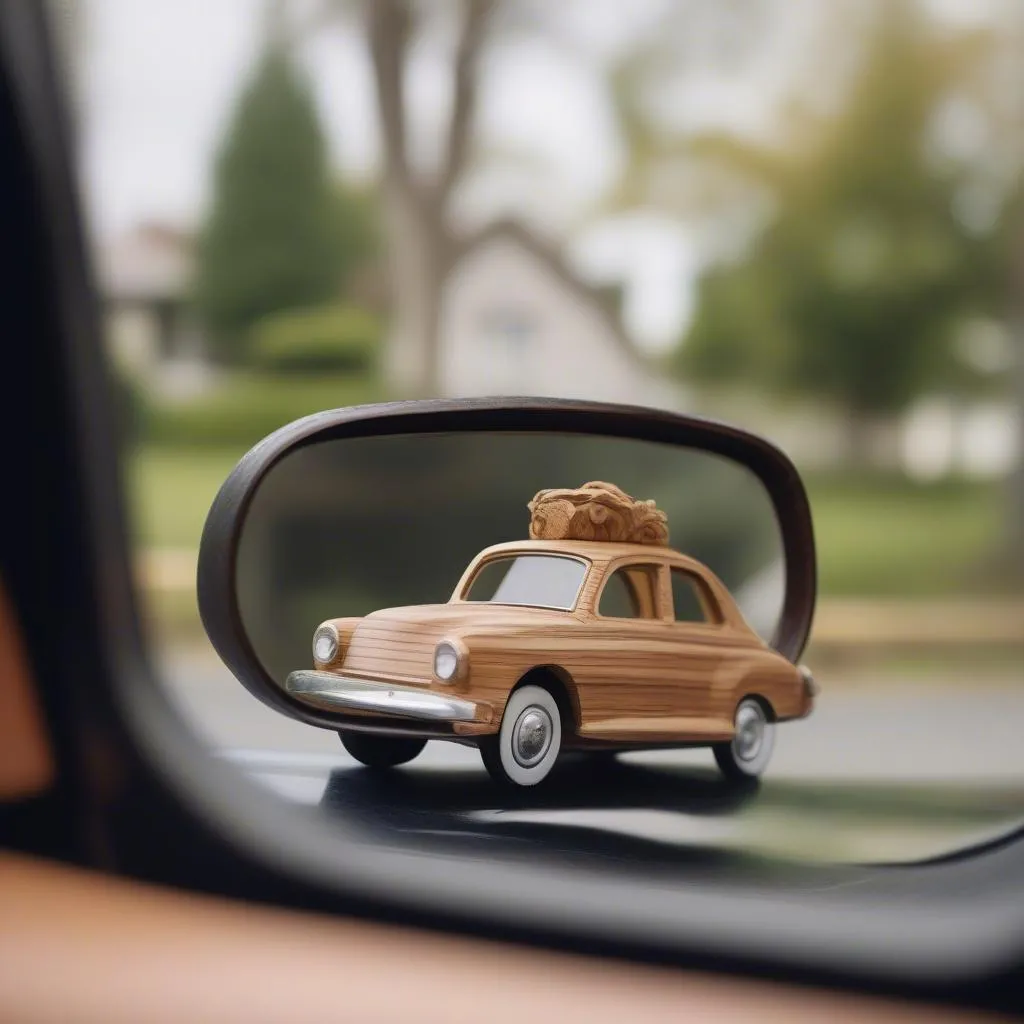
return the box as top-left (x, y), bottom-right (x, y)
top-left (593, 560), bottom-right (668, 622)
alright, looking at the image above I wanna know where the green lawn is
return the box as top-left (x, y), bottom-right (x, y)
top-left (127, 447), bottom-right (241, 548)
top-left (806, 473), bottom-right (1004, 596)
top-left (128, 371), bottom-right (383, 548)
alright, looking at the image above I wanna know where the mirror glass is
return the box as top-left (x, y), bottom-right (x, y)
top-left (236, 432), bottom-right (784, 685)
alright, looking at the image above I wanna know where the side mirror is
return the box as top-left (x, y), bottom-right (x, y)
top-left (196, 398), bottom-right (816, 785)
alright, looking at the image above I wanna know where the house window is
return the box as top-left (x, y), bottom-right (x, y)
top-left (479, 307), bottom-right (537, 355)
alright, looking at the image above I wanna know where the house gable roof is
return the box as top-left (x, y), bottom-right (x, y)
top-left (454, 218), bottom-right (651, 371)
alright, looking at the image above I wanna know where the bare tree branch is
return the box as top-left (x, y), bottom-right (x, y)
top-left (368, 0), bottom-right (414, 187)
top-left (437, 0), bottom-right (495, 204)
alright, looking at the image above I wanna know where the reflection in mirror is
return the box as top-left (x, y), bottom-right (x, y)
top-left (237, 433), bottom-right (784, 685)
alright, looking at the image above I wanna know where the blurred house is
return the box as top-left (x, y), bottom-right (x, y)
top-left (95, 218), bottom-right (1017, 479)
top-left (98, 223), bottom-right (213, 399)
top-left (438, 220), bottom-right (682, 409)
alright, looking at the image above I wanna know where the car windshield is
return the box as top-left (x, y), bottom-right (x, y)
top-left (462, 554), bottom-right (588, 610)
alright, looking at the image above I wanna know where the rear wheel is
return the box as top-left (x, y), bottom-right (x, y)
top-left (713, 697), bottom-right (775, 780)
top-left (338, 730), bottom-right (427, 768)
top-left (480, 685), bottom-right (562, 787)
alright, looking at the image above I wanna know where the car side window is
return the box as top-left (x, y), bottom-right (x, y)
top-left (598, 564), bottom-right (660, 619)
top-left (670, 568), bottom-right (711, 623)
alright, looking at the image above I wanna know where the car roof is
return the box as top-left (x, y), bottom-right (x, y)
top-left (471, 538), bottom-right (712, 577)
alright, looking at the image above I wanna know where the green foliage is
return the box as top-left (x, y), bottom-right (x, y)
top-left (331, 181), bottom-right (381, 286)
top-left (678, 2), bottom-right (998, 421)
top-left (806, 472), bottom-right (1001, 596)
top-left (193, 47), bottom-right (377, 362)
top-left (111, 370), bottom-right (149, 449)
top-left (144, 373), bottom-right (382, 449)
top-left (681, 262), bottom-right (792, 385)
top-left (251, 305), bottom-right (381, 375)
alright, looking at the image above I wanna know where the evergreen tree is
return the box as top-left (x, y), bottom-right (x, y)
top-left (194, 46), bottom-right (344, 362)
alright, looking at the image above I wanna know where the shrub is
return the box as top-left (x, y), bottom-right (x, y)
top-left (144, 373), bottom-right (382, 449)
top-left (251, 305), bottom-right (381, 375)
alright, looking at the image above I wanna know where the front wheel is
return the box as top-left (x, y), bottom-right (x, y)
top-left (713, 697), bottom-right (775, 780)
top-left (480, 685), bottom-right (562, 787)
top-left (339, 730), bottom-right (427, 768)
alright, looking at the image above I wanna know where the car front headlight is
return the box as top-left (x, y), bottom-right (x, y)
top-left (313, 623), bottom-right (339, 664)
top-left (433, 640), bottom-right (462, 682)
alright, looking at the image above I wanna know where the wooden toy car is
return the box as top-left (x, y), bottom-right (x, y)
top-left (286, 483), bottom-right (816, 786)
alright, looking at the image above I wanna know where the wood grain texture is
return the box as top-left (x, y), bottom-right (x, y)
top-left (528, 481), bottom-right (669, 546)
top-left (314, 539), bottom-right (811, 748)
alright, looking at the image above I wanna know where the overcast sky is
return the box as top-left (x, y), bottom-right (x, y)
top-left (71, 0), bottom-right (995, 349)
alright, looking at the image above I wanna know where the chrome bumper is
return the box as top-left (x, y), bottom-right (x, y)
top-left (285, 670), bottom-right (478, 722)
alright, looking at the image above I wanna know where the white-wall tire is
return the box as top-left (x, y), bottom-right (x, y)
top-left (480, 685), bottom-right (562, 787)
top-left (713, 697), bottom-right (775, 780)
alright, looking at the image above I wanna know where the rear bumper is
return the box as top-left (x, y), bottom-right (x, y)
top-left (285, 669), bottom-right (479, 722)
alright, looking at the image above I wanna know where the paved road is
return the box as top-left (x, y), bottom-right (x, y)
top-left (157, 647), bottom-right (1024, 865)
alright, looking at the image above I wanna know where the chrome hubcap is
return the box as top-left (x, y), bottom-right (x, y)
top-left (733, 703), bottom-right (765, 762)
top-left (513, 707), bottom-right (553, 767)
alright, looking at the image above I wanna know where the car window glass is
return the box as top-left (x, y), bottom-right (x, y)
top-left (671, 569), bottom-right (709, 623)
top-left (464, 555), bottom-right (586, 610)
top-left (599, 565), bottom-right (659, 619)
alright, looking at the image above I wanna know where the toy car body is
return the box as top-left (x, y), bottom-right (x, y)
top-left (286, 538), bottom-right (816, 786)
